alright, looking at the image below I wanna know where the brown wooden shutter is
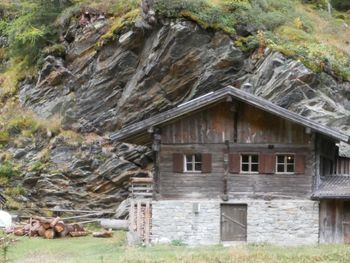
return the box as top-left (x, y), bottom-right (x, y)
top-left (259, 153), bottom-right (275, 174)
top-left (202, 153), bottom-right (212, 173)
top-left (229, 153), bottom-right (240, 174)
top-left (173, 153), bottom-right (184, 173)
top-left (295, 154), bottom-right (306, 174)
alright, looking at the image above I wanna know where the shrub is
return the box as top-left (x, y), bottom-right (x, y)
top-left (0, 162), bottom-right (19, 178)
top-left (7, 115), bottom-right (39, 135)
top-left (0, 131), bottom-right (10, 145)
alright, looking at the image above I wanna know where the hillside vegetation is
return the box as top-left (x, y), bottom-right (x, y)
top-left (0, 0), bottom-right (349, 88)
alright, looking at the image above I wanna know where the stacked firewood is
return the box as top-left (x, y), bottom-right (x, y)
top-left (13, 216), bottom-right (89, 239)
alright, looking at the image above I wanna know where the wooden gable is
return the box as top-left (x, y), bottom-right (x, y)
top-left (160, 101), bottom-right (312, 145)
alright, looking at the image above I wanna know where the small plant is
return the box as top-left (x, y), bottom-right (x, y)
top-left (0, 233), bottom-right (12, 263)
top-left (0, 132), bottom-right (9, 146)
top-left (0, 162), bottom-right (18, 178)
top-left (171, 239), bottom-right (186, 246)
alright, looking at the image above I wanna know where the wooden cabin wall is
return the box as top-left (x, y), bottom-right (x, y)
top-left (237, 104), bottom-right (312, 144)
top-left (161, 102), bottom-right (313, 145)
top-left (319, 200), bottom-right (350, 244)
top-left (158, 101), bottom-right (315, 200)
top-left (159, 144), bottom-right (225, 199)
top-left (159, 144), bottom-right (314, 200)
top-left (161, 102), bottom-right (235, 144)
top-left (316, 135), bottom-right (337, 177)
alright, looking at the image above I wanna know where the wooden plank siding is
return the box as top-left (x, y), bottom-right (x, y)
top-left (159, 144), bottom-right (314, 200)
top-left (319, 200), bottom-right (350, 244)
top-left (161, 102), bottom-right (235, 144)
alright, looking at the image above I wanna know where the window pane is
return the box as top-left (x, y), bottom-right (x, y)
top-left (242, 164), bottom-right (249, 171)
top-left (187, 163), bottom-right (193, 171)
top-left (251, 155), bottom-right (259, 163)
top-left (287, 164), bottom-right (294, 173)
top-left (287, 155), bottom-right (294, 164)
top-left (194, 154), bottom-right (202, 162)
top-left (195, 163), bottom-right (202, 171)
top-left (277, 164), bottom-right (285, 172)
top-left (277, 155), bottom-right (284, 163)
top-left (242, 155), bottom-right (249, 163)
top-left (185, 155), bottom-right (192, 162)
top-left (251, 164), bottom-right (259, 172)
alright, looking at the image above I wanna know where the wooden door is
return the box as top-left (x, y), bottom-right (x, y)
top-left (343, 202), bottom-right (350, 244)
top-left (221, 204), bottom-right (247, 242)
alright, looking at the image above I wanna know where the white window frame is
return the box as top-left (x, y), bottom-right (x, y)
top-left (184, 154), bottom-right (202, 173)
top-left (276, 154), bottom-right (295, 174)
top-left (240, 154), bottom-right (259, 174)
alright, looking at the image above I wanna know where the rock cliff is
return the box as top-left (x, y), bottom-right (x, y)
top-left (1, 3), bottom-right (350, 213)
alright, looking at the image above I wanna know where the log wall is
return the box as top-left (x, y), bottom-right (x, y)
top-left (159, 144), bottom-right (313, 200)
top-left (158, 101), bottom-right (316, 201)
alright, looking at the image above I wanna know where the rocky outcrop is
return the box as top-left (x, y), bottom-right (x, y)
top-left (1, 132), bottom-right (152, 212)
top-left (20, 18), bottom-right (350, 137)
top-left (5, 9), bottom-right (350, 211)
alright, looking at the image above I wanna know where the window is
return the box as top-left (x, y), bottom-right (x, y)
top-left (184, 154), bottom-right (202, 172)
top-left (241, 154), bottom-right (259, 173)
top-left (276, 155), bottom-right (294, 173)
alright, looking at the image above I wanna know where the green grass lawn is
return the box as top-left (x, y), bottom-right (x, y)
top-left (3, 232), bottom-right (350, 263)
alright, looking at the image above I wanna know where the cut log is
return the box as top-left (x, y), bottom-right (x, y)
top-left (93, 230), bottom-right (113, 238)
top-left (38, 225), bottom-right (46, 237)
top-left (14, 228), bottom-right (25, 236)
top-left (100, 219), bottom-right (128, 230)
top-left (44, 229), bottom-right (55, 239)
top-left (50, 217), bottom-right (61, 228)
top-left (54, 221), bottom-right (65, 233)
top-left (69, 231), bottom-right (89, 237)
top-left (71, 223), bottom-right (84, 232)
top-left (58, 224), bottom-right (74, 238)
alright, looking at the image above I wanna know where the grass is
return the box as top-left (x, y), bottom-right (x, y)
top-left (3, 233), bottom-right (350, 263)
top-left (153, 0), bottom-right (350, 80)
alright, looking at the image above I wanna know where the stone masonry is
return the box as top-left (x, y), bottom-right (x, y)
top-left (151, 200), bottom-right (319, 246)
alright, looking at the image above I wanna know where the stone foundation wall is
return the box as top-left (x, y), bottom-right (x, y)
top-left (151, 199), bottom-right (319, 246)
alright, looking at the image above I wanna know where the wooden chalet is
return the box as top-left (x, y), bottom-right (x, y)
top-left (111, 86), bottom-right (350, 245)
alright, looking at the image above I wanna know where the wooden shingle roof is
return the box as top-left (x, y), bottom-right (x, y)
top-left (312, 176), bottom-right (350, 199)
top-left (110, 86), bottom-right (349, 144)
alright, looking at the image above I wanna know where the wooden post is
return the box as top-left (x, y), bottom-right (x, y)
top-left (136, 201), bottom-right (142, 236)
top-left (145, 201), bottom-right (151, 244)
top-left (222, 140), bottom-right (230, 200)
top-left (152, 132), bottom-right (161, 200)
top-left (129, 200), bottom-right (135, 231)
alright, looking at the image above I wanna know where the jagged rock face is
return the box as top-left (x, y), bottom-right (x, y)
top-left (12, 17), bottom-right (350, 211)
top-left (20, 19), bottom-right (350, 137)
top-left (2, 133), bottom-right (153, 211)
top-left (243, 51), bottom-right (350, 134)
top-left (19, 19), bottom-right (245, 133)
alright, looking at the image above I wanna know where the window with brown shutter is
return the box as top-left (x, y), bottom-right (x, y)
top-left (173, 153), bottom-right (184, 173)
top-left (259, 153), bottom-right (275, 174)
top-left (201, 153), bottom-right (212, 173)
top-left (295, 154), bottom-right (306, 174)
top-left (229, 153), bottom-right (240, 174)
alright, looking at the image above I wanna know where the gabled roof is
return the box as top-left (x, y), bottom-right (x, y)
top-left (110, 86), bottom-right (349, 143)
top-left (312, 176), bottom-right (350, 199)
